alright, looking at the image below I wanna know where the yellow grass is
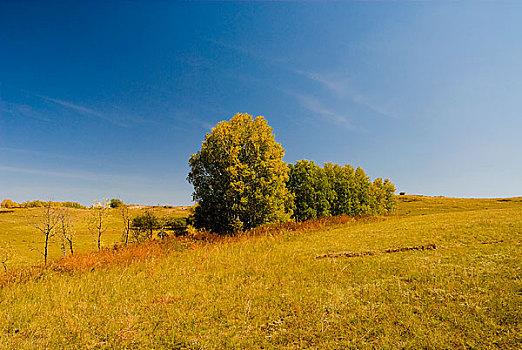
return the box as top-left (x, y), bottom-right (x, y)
top-left (0, 196), bottom-right (520, 348)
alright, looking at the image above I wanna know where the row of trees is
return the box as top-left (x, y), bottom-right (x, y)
top-left (1, 199), bottom-right (85, 209)
top-left (0, 198), bottom-right (127, 209)
top-left (287, 160), bottom-right (395, 222)
top-left (188, 113), bottom-right (397, 234)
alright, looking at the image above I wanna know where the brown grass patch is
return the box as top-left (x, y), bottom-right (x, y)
top-left (316, 243), bottom-right (437, 259)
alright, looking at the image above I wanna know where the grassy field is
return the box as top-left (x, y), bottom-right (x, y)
top-left (0, 206), bottom-right (189, 267)
top-left (0, 196), bottom-right (520, 348)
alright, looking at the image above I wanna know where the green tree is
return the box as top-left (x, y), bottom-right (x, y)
top-left (131, 210), bottom-right (159, 242)
top-left (382, 178), bottom-right (397, 213)
top-left (287, 160), bottom-right (334, 222)
top-left (353, 167), bottom-right (372, 216)
top-left (324, 163), bottom-right (356, 216)
top-left (109, 198), bottom-right (124, 208)
top-left (188, 113), bottom-right (292, 233)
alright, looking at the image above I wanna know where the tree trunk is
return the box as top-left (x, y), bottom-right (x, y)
top-left (44, 232), bottom-right (49, 265)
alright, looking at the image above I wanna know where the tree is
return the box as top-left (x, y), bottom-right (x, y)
top-left (188, 113), bottom-right (292, 233)
top-left (289, 162), bottom-right (397, 219)
top-left (287, 160), bottom-right (335, 222)
top-left (1, 199), bottom-right (21, 208)
top-left (120, 205), bottom-right (133, 245)
top-left (88, 199), bottom-right (109, 251)
top-left (32, 201), bottom-right (60, 264)
top-left (58, 208), bottom-right (74, 256)
top-left (324, 163), bottom-right (356, 216)
top-left (353, 167), bottom-right (372, 216)
top-left (131, 210), bottom-right (159, 242)
top-left (382, 178), bottom-right (397, 213)
top-left (0, 244), bottom-right (12, 272)
top-left (110, 198), bottom-right (124, 208)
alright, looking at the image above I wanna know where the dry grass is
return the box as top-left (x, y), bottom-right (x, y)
top-left (0, 196), bottom-right (520, 349)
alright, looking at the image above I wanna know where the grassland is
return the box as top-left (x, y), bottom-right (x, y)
top-left (0, 196), bottom-right (520, 349)
top-left (0, 206), bottom-right (189, 267)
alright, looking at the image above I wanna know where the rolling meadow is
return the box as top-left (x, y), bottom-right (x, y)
top-left (0, 196), bottom-right (520, 348)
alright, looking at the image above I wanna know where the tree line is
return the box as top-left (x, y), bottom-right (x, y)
top-left (188, 113), bottom-right (397, 234)
top-left (287, 160), bottom-right (395, 222)
top-left (1, 199), bottom-right (86, 209)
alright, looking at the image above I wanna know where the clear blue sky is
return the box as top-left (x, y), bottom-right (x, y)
top-left (1, 1), bottom-right (521, 205)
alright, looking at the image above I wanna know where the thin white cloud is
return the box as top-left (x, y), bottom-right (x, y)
top-left (1, 102), bottom-right (53, 122)
top-left (294, 70), bottom-right (395, 118)
top-left (206, 38), bottom-right (288, 64)
top-left (0, 147), bottom-right (78, 161)
top-left (289, 92), bottom-right (355, 130)
top-left (0, 165), bottom-right (150, 185)
top-left (35, 94), bottom-right (132, 128)
top-left (295, 70), bottom-right (350, 97)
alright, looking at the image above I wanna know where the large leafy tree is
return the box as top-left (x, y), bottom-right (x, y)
top-left (188, 113), bottom-right (292, 233)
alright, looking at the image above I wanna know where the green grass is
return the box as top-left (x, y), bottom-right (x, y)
top-left (0, 197), bottom-right (520, 348)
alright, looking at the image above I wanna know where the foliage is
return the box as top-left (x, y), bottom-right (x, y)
top-left (1, 199), bottom-right (21, 209)
top-left (61, 201), bottom-right (85, 209)
top-left (188, 113), bottom-right (292, 233)
top-left (131, 212), bottom-right (189, 242)
top-left (163, 217), bottom-right (189, 236)
top-left (287, 161), bottom-right (396, 221)
top-left (17, 200), bottom-right (85, 209)
top-left (131, 211), bottom-right (159, 243)
top-left (287, 160), bottom-right (334, 222)
top-left (109, 198), bottom-right (124, 208)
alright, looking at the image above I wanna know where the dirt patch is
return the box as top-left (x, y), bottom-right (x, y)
top-left (316, 243), bottom-right (437, 259)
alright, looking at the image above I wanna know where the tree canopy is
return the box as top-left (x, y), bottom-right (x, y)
top-left (287, 161), bottom-right (396, 221)
top-left (187, 113), bottom-right (292, 233)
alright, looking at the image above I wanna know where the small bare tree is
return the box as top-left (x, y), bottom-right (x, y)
top-left (33, 201), bottom-right (60, 265)
top-left (0, 244), bottom-right (12, 272)
top-left (120, 205), bottom-right (133, 246)
top-left (58, 208), bottom-right (75, 256)
top-left (88, 199), bottom-right (109, 251)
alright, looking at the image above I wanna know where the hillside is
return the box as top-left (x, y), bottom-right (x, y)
top-left (0, 196), bottom-right (520, 348)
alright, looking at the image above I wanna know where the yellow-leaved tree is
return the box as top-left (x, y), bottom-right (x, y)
top-left (188, 113), bottom-right (293, 234)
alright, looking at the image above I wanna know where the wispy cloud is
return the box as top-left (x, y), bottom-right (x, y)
top-left (0, 147), bottom-right (78, 161)
top-left (1, 102), bottom-right (53, 122)
top-left (206, 38), bottom-right (288, 64)
top-left (294, 70), bottom-right (395, 118)
top-left (35, 94), bottom-right (133, 128)
top-left (0, 165), bottom-right (150, 185)
top-left (287, 91), bottom-right (355, 130)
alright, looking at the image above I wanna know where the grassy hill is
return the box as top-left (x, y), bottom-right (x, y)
top-left (0, 196), bottom-right (520, 348)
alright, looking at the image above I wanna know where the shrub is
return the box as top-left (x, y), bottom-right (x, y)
top-left (164, 217), bottom-right (189, 236)
top-left (109, 199), bottom-right (124, 208)
top-left (61, 202), bottom-right (85, 209)
top-left (131, 211), bottom-right (159, 243)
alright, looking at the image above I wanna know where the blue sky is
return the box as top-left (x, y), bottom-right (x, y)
top-left (1, 1), bottom-right (521, 205)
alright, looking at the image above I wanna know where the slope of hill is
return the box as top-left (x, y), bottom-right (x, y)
top-left (0, 197), bottom-right (520, 348)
